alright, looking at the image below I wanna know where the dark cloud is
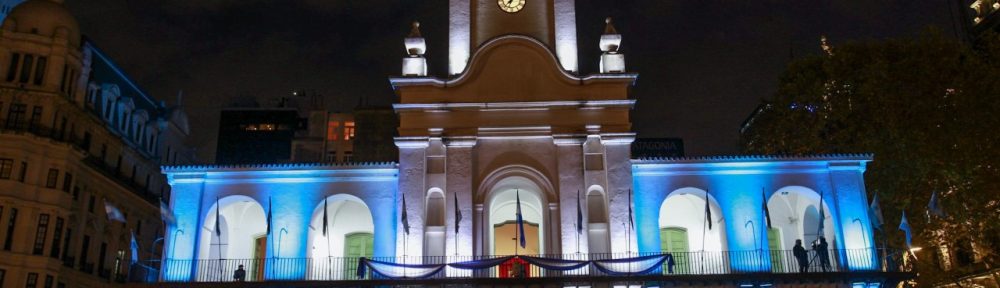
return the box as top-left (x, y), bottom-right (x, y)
top-left (64, 0), bottom-right (953, 161)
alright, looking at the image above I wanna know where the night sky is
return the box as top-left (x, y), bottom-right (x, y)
top-left (63, 0), bottom-right (954, 162)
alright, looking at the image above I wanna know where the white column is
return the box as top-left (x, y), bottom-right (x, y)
top-left (448, 0), bottom-right (471, 75)
top-left (554, 0), bottom-right (578, 72)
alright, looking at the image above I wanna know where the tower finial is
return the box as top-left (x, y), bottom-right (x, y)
top-left (599, 17), bottom-right (625, 73)
top-left (604, 17), bottom-right (618, 35)
top-left (409, 21), bottom-right (422, 38)
top-left (402, 21), bottom-right (428, 76)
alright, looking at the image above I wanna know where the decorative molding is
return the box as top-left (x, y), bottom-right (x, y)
top-left (162, 162), bottom-right (398, 173)
top-left (632, 153), bottom-right (873, 164)
top-left (392, 99), bottom-right (636, 112)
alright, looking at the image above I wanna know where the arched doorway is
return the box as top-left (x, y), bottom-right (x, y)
top-left (306, 194), bottom-right (374, 280)
top-left (197, 195), bottom-right (267, 281)
top-left (767, 186), bottom-right (837, 272)
top-left (658, 187), bottom-right (727, 274)
top-left (487, 177), bottom-right (545, 256)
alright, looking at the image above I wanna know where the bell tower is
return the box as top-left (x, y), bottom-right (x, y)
top-left (449, 0), bottom-right (578, 74)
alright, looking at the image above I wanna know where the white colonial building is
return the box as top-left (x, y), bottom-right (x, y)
top-left (160, 1), bottom-right (908, 287)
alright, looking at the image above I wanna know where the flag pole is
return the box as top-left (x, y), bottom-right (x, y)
top-left (324, 198), bottom-right (333, 280)
top-left (576, 190), bottom-right (581, 255)
top-left (515, 189), bottom-right (519, 256)
top-left (215, 197), bottom-right (223, 282)
top-left (701, 190), bottom-right (709, 274)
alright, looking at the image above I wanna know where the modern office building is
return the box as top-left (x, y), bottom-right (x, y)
top-left (0, 0), bottom-right (194, 287)
top-left (215, 108), bottom-right (301, 165)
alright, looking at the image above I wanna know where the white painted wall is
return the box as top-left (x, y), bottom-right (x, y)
top-left (658, 189), bottom-right (726, 252)
top-left (198, 197), bottom-right (267, 261)
top-left (767, 186), bottom-right (836, 251)
top-left (308, 197), bottom-right (374, 259)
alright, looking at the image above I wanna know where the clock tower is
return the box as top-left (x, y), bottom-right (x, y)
top-left (392, 0), bottom-right (636, 258)
top-left (448, 0), bottom-right (578, 74)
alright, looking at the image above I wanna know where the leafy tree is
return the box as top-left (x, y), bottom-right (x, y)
top-left (742, 30), bottom-right (1000, 286)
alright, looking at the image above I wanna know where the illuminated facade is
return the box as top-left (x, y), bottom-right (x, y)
top-left (0, 0), bottom-right (194, 287)
top-left (160, 0), bottom-right (908, 286)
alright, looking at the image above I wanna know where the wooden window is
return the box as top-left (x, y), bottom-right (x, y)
top-left (33, 214), bottom-right (50, 255)
top-left (33, 56), bottom-right (47, 86)
top-left (19, 54), bottom-right (33, 83)
top-left (5, 53), bottom-right (19, 82)
top-left (3, 208), bottom-right (16, 251)
top-left (50, 217), bottom-right (63, 258)
top-left (45, 169), bottom-right (58, 188)
top-left (0, 158), bottom-right (12, 179)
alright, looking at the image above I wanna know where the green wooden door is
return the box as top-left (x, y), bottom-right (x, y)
top-left (767, 228), bottom-right (784, 272)
top-left (344, 233), bottom-right (374, 279)
top-left (660, 227), bottom-right (689, 273)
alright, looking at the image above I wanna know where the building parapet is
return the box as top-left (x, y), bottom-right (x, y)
top-left (633, 153), bottom-right (873, 164)
top-left (162, 162), bottom-right (399, 173)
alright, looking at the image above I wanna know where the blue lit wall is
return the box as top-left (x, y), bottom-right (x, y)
top-left (162, 164), bottom-right (399, 281)
top-left (632, 155), bottom-right (878, 272)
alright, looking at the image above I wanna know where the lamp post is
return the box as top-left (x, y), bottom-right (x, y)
top-left (745, 220), bottom-right (760, 269)
top-left (169, 229), bottom-right (184, 259)
top-left (277, 228), bottom-right (288, 258)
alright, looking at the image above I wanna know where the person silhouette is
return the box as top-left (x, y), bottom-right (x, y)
top-left (233, 264), bottom-right (247, 282)
top-left (793, 239), bottom-right (809, 273)
top-left (815, 237), bottom-right (830, 272)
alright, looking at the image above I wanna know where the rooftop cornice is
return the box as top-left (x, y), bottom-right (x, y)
top-left (632, 153), bottom-right (873, 164)
top-left (162, 162), bottom-right (398, 173)
top-left (393, 99), bottom-right (635, 112)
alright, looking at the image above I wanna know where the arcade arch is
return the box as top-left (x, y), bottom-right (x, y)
top-left (197, 195), bottom-right (267, 281)
top-left (766, 186), bottom-right (837, 271)
top-left (485, 176), bottom-right (548, 256)
top-left (658, 187), bottom-right (728, 273)
top-left (306, 194), bottom-right (374, 280)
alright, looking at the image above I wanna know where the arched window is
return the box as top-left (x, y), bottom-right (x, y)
top-left (586, 186), bottom-right (609, 254)
top-left (426, 189), bottom-right (445, 227)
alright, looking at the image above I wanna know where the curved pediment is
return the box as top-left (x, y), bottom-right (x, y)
top-left (392, 35), bottom-right (636, 104)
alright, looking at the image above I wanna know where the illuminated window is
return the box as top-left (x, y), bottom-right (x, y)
top-left (327, 121), bottom-right (340, 140)
top-left (259, 124), bottom-right (275, 131)
top-left (243, 124), bottom-right (257, 131)
top-left (344, 121), bottom-right (355, 140)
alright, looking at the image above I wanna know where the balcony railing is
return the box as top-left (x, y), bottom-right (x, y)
top-left (0, 118), bottom-right (160, 205)
top-left (156, 249), bottom-right (911, 283)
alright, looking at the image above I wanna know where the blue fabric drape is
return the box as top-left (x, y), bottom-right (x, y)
top-left (592, 254), bottom-right (674, 276)
top-left (358, 258), bottom-right (446, 279)
top-left (519, 255), bottom-right (590, 271)
top-left (447, 256), bottom-right (515, 270)
top-left (356, 254), bottom-right (677, 279)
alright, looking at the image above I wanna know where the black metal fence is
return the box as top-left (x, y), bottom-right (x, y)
top-left (155, 248), bottom-right (910, 283)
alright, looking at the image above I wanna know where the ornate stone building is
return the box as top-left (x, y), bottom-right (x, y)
top-left (160, 1), bottom-right (910, 287)
top-left (0, 0), bottom-right (194, 287)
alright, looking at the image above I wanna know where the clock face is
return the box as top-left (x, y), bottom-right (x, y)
top-left (497, 0), bottom-right (525, 13)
